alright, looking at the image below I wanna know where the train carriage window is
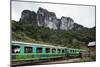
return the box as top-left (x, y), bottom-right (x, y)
top-left (74, 50), bottom-right (75, 52)
top-left (58, 49), bottom-right (60, 53)
top-left (37, 47), bottom-right (42, 53)
top-left (62, 49), bottom-right (65, 53)
top-left (52, 48), bottom-right (56, 53)
top-left (12, 46), bottom-right (20, 53)
top-left (73, 50), bottom-right (75, 53)
top-left (70, 50), bottom-right (73, 53)
top-left (72, 50), bottom-right (74, 52)
top-left (24, 47), bottom-right (32, 53)
top-left (46, 48), bottom-right (50, 53)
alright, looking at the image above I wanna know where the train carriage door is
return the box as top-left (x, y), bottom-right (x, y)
top-left (11, 45), bottom-right (20, 60)
top-left (24, 46), bottom-right (33, 59)
top-left (37, 47), bottom-right (43, 58)
top-left (45, 48), bottom-right (50, 57)
top-left (65, 48), bottom-right (68, 57)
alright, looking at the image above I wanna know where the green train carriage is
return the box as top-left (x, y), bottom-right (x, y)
top-left (66, 48), bottom-right (82, 58)
top-left (11, 41), bottom-right (66, 65)
top-left (11, 41), bottom-right (84, 65)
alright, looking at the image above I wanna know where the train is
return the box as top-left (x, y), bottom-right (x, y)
top-left (11, 41), bottom-right (85, 65)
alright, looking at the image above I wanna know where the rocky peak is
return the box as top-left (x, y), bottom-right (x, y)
top-left (60, 16), bottom-right (74, 30)
top-left (19, 7), bottom-right (87, 31)
top-left (37, 7), bottom-right (58, 29)
top-left (19, 10), bottom-right (37, 25)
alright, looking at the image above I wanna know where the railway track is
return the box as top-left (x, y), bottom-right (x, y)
top-left (38, 58), bottom-right (81, 64)
top-left (12, 58), bottom-right (81, 67)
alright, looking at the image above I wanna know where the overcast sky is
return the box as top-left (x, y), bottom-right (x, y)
top-left (12, 1), bottom-right (95, 28)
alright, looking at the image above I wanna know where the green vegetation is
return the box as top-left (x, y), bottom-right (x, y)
top-left (11, 20), bottom-right (95, 49)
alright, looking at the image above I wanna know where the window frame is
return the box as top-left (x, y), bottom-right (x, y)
top-left (57, 49), bottom-right (61, 53)
top-left (12, 45), bottom-right (20, 53)
top-left (52, 48), bottom-right (56, 53)
top-left (46, 48), bottom-right (50, 53)
top-left (36, 47), bottom-right (43, 53)
top-left (62, 49), bottom-right (65, 53)
top-left (24, 46), bottom-right (33, 53)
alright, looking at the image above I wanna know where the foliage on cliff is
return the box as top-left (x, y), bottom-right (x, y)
top-left (11, 20), bottom-right (95, 49)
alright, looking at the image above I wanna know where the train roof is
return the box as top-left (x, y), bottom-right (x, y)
top-left (67, 48), bottom-right (84, 51)
top-left (12, 41), bottom-right (66, 49)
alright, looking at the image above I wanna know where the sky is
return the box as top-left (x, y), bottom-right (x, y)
top-left (11, 1), bottom-right (95, 28)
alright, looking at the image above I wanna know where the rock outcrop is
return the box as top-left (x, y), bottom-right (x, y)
top-left (37, 7), bottom-right (77, 30)
top-left (60, 16), bottom-right (74, 30)
top-left (37, 7), bottom-right (58, 29)
top-left (19, 7), bottom-right (86, 31)
top-left (19, 10), bottom-right (37, 25)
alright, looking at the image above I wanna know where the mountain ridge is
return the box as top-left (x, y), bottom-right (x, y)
top-left (19, 7), bottom-right (88, 31)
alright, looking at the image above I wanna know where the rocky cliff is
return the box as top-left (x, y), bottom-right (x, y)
top-left (37, 7), bottom-right (58, 29)
top-left (19, 7), bottom-right (86, 31)
top-left (19, 10), bottom-right (37, 25)
top-left (60, 16), bottom-right (74, 30)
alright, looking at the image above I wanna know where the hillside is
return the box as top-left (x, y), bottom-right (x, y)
top-left (11, 20), bottom-right (95, 49)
